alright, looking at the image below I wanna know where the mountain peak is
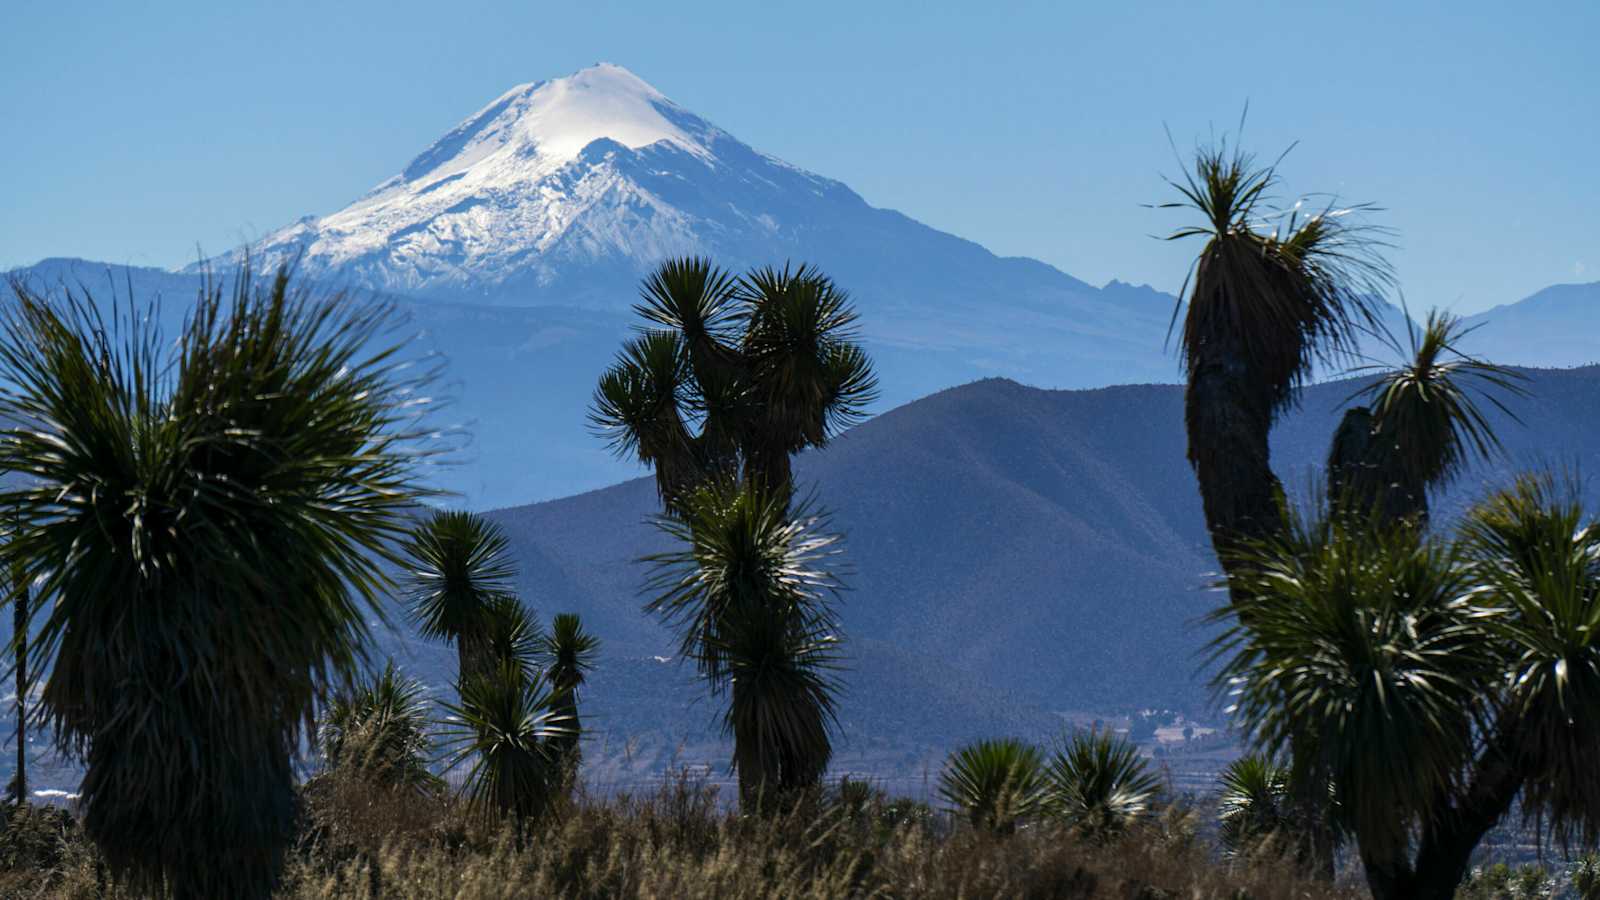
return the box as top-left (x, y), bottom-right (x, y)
top-left (388, 63), bottom-right (713, 192)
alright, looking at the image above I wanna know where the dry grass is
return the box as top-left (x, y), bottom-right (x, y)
top-left (1, 772), bottom-right (1360, 899)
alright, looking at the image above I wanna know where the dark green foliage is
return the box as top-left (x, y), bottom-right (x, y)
top-left (645, 480), bottom-right (844, 808)
top-left (320, 661), bottom-right (441, 796)
top-left (1214, 513), bottom-right (1488, 861)
top-left (1572, 853), bottom-right (1600, 900)
top-left (0, 266), bottom-right (433, 898)
top-left (591, 257), bottom-right (877, 508)
top-left (1216, 755), bottom-right (1292, 859)
top-left (1457, 862), bottom-right (1553, 900)
top-left (479, 593), bottom-right (545, 680)
top-left (0, 804), bottom-right (74, 876)
top-left (541, 613), bottom-right (599, 762)
top-left (1159, 136), bottom-right (1392, 578)
top-left (1460, 474), bottom-right (1600, 846)
top-left (1046, 730), bottom-right (1162, 842)
top-left (1215, 475), bottom-right (1600, 899)
top-left (1330, 309), bottom-right (1526, 524)
top-left (441, 661), bottom-right (571, 826)
top-left (403, 510), bottom-right (518, 686)
top-left (937, 738), bottom-right (1048, 834)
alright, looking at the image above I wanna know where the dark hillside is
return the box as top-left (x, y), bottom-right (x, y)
top-left (474, 367), bottom-right (1600, 756)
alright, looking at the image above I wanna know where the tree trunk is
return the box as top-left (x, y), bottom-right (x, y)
top-left (551, 688), bottom-right (581, 771)
top-left (1359, 726), bottom-right (1524, 900)
top-left (1186, 341), bottom-right (1284, 590)
top-left (12, 574), bottom-right (24, 807)
top-left (742, 439), bottom-right (794, 508)
top-left (1326, 407), bottom-right (1427, 526)
top-left (1285, 746), bottom-right (1336, 882)
top-left (456, 630), bottom-right (495, 692)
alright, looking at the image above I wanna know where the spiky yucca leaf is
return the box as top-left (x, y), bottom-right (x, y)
top-left (644, 480), bottom-right (845, 806)
top-left (1217, 754), bottom-right (1292, 858)
top-left (716, 588), bottom-right (842, 807)
top-left (320, 661), bottom-right (441, 796)
top-left (543, 613), bottom-right (599, 695)
top-left (739, 263), bottom-right (877, 447)
top-left (589, 329), bottom-right (699, 503)
top-left (403, 511), bottom-right (515, 643)
top-left (1212, 512), bottom-right (1494, 861)
top-left (1345, 308), bottom-right (1526, 497)
top-left (591, 257), bottom-right (876, 508)
top-left (937, 738), bottom-right (1048, 834)
top-left (1161, 140), bottom-right (1393, 412)
top-left (1462, 474), bottom-right (1600, 846)
top-left (1046, 730), bottom-right (1162, 842)
top-left (480, 593), bottom-right (544, 680)
top-left (1159, 137), bottom-right (1393, 572)
top-left (0, 266), bottom-right (435, 898)
top-left (542, 613), bottom-right (600, 762)
top-left (635, 256), bottom-right (740, 358)
top-left (441, 661), bottom-right (570, 825)
top-left (644, 481), bottom-right (843, 684)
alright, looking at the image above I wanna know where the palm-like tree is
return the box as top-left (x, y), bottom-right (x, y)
top-left (480, 593), bottom-right (544, 679)
top-left (591, 257), bottom-right (877, 510)
top-left (1046, 730), bottom-right (1162, 842)
top-left (937, 738), bottom-right (1048, 834)
top-left (644, 480), bottom-right (844, 809)
top-left (441, 661), bottom-right (570, 828)
top-left (320, 661), bottom-right (441, 796)
top-left (403, 510), bottom-right (518, 688)
top-left (1215, 475), bottom-right (1600, 900)
top-left (541, 613), bottom-right (599, 765)
top-left (0, 267), bottom-right (433, 898)
top-left (1327, 309), bottom-right (1525, 524)
top-left (1160, 139), bottom-right (1392, 579)
top-left (1216, 754), bottom-right (1292, 859)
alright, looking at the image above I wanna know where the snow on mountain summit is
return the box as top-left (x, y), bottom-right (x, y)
top-left (208, 62), bottom-right (851, 304)
top-left (382, 62), bottom-right (717, 194)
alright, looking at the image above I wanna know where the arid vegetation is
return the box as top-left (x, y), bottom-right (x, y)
top-left (0, 132), bottom-right (1597, 898)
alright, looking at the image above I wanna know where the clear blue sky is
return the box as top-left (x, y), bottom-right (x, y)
top-left (3, 0), bottom-right (1594, 313)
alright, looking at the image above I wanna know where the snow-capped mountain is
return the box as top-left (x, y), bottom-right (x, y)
top-left (209, 63), bottom-right (1182, 382)
top-left (224, 64), bottom-right (841, 305)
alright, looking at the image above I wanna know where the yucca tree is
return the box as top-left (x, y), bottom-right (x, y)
top-left (644, 480), bottom-right (845, 809)
top-left (480, 592), bottom-right (544, 679)
top-left (320, 661), bottom-right (442, 796)
top-left (1327, 309), bottom-right (1525, 525)
top-left (1215, 475), bottom-right (1600, 900)
top-left (0, 267), bottom-right (433, 899)
top-left (591, 257), bottom-right (877, 510)
top-left (441, 660), bottom-right (570, 828)
top-left (404, 510), bottom-right (518, 688)
top-left (541, 613), bottom-right (599, 765)
top-left (1160, 139), bottom-right (1392, 580)
top-left (1216, 754), bottom-right (1293, 859)
top-left (1045, 730), bottom-right (1162, 842)
top-left (937, 738), bottom-right (1047, 834)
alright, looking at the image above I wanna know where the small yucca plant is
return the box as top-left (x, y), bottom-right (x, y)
top-left (1046, 730), bottom-right (1162, 842)
top-left (403, 510), bottom-right (519, 687)
top-left (645, 480), bottom-right (844, 810)
top-left (320, 661), bottom-right (441, 796)
top-left (1216, 754), bottom-right (1292, 859)
top-left (441, 661), bottom-right (571, 828)
top-left (937, 738), bottom-right (1047, 834)
top-left (542, 613), bottom-right (599, 764)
